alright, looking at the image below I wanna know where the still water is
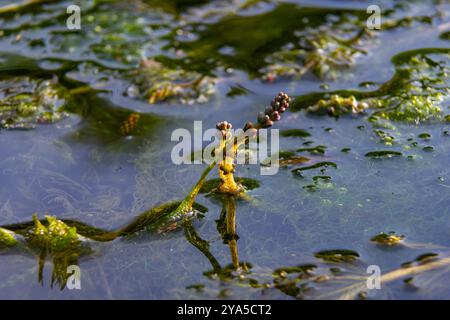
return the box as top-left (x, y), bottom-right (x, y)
top-left (0, 0), bottom-right (449, 299)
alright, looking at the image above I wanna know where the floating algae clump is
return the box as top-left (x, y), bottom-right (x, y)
top-left (0, 77), bottom-right (70, 130)
top-left (295, 49), bottom-right (450, 124)
top-left (28, 215), bottom-right (79, 251)
top-left (365, 50), bottom-right (450, 123)
top-left (0, 214), bottom-right (84, 289)
top-left (371, 232), bottom-right (405, 246)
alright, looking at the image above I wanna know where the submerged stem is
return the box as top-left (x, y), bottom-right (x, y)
top-left (225, 197), bottom-right (239, 269)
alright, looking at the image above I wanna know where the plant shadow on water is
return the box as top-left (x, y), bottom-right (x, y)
top-left (0, 0), bottom-right (450, 299)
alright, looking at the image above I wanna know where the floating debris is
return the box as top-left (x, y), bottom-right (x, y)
top-left (27, 215), bottom-right (79, 251)
top-left (296, 145), bottom-right (326, 155)
top-left (292, 161), bottom-right (337, 174)
top-left (0, 227), bottom-right (19, 248)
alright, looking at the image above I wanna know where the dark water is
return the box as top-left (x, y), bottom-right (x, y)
top-left (0, 0), bottom-right (449, 299)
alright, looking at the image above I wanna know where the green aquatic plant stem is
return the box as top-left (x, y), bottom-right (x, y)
top-left (0, 163), bottom-right (216, 244)
top-left (217, 131), bottom-right (242, 195)
top-left (112, 161), bottom-right (216, 238)
top-left (184, 220), bottom-right (222, 273)
top-left (174, 160), bottom-right (217, 216)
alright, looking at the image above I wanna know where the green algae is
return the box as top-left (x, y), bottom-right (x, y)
top-left (402, 253), bottom-right (440, 268)
top-left (418, 133), bottom-right (432, 140)
top-left (128, 59), bottom-right (216, 105)
top-left (13, 214), bottom-right (86, 290)
top-left (0, 77), bottom-right (70, 130)
top-left (371, 232), bottom-right (405, 246)
top-left (314, 249), bottom-right (359, 263)
top-left (374, 130), bottom-right (395, 146)
top-left (226, 84), bottom-right (251, 98)
top-left (167, 3), bottom-right (366, 77)
top-left (280, 128), bottom-right (311, 138)
top-left (415, 253), bottom-right (439, 264)
top-left (0, 227), bottom-right (18, 248)
top-left (0, 0), bottom-right (444, 111)
top-left (293, 48), bottom-right (450, 124)
top-left (440, 31), bottom-right (450, 41)
top-left (260, 150), bottom-right (310, 168)
top-left (365, 150), bottom-right (403, 158)
top-left (273, 264), bottom-right (317, 278)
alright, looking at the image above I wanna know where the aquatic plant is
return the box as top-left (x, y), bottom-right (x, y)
top-left (262, 27), bottom-right (368, 81)
top-left (0, 214), bottom-right (85, 289)
top-left (185, 195), bottom-right (253, 282)
top-left (213, 92), bottom-right (291, 194)
top-left (27, 214), bottom-right (79, 251)
top-left (0, 88), bottom-right (292, 288)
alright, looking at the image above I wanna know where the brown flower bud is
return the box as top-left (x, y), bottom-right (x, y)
top-left (244, 121), bottom-right (254, 131)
